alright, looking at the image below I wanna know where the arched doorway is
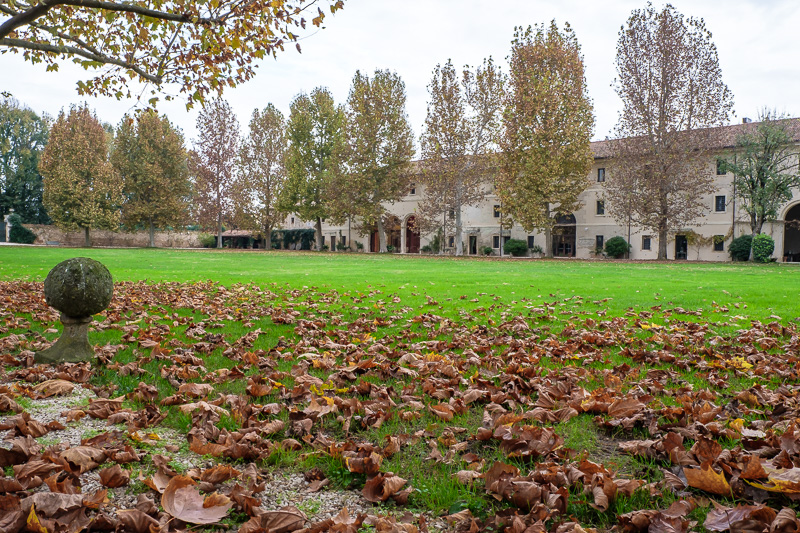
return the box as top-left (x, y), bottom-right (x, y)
top-left (552, 214), bottom-right (576, 257)
top-left (784, 204), bottom-right (800, 262)
top-left (405, 215), bottom-right (420, 253)
top-left (369, 216), bottom-right (402, 252)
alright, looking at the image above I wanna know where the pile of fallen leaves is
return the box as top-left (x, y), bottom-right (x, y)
top-left (1, 280), bottom-right (800, 533)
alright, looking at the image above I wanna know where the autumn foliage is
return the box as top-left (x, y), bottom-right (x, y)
top-left (40, 105), bottom-right (122, 247)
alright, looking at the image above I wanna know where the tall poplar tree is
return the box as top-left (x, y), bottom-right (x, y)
top-left (498, 21), bottom-right (594, 257)
top-left (340, 69), bottom-right (414, 253)
top-left (232, 104), bottom-right (287, 250)
top-left (40, 104), bottom-right (122, 247)
top-left (418, 58), bottom-right (504, 255)
top-left (112, 110), bottom-right (190, 247)
top-left (192, 99), bottom-right (239, 248)
top-left (604, 3), bottom-right (734, 259)
top-left (279, 88), bottom-right (345, 250)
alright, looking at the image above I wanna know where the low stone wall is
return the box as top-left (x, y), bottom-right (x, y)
top-left (25, 225), bottom-right (203, 248)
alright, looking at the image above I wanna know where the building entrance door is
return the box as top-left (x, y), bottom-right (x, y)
top-left (552, 214), bottom-right (576, 257)
top-left (469, 235), bottom-right (477, 255)
top-left (784, 204), bottom-right (800, 262)
top-left (675, 235), bottom-right (688, 259)
top-left (405, 216), bottom-right (420, 253)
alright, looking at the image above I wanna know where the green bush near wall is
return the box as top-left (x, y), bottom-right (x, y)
top-left (729, 235), bottom-right (753, 261)
top-left (604, 236), bottom-right (631, 259)
top-left (279, 229), bottom-right (315, 250)
top-left (504, 239), bottom-right (528, 257)
top-left (752, 233), bottom-right (775, 263)
top-left (7, 214), bottom-right (36, 244)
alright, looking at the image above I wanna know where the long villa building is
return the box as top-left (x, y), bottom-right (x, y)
top-left (283, 119), bottom-right (800, 261)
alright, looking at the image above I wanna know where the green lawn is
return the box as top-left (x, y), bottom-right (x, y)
top-left (1, 245), bottom-right (799, 530)
top-left (1, 246), bottom-right (798, 321)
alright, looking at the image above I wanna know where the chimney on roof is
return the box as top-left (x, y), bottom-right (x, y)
top-left (742, 117), bottom-right (752, 124)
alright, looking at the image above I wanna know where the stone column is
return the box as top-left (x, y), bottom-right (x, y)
top-left (400, 218), bottom-right (407, 254)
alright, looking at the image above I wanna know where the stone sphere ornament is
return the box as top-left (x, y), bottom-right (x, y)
top-left (34, 257), bottom-right (113, 364)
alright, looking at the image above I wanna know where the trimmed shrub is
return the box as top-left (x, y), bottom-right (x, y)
top-left (729, 235), bottom-right (752, 261)
top-left (504, 238), bottom-right (528, 257)
top-left (529, 244), bottom-right (544, 255)
top-left (8, 217), bottom-right (36, 244)
top-left (752, 233), bottom-right (775, 263)
top-left (198, 233), bottom-right (216, 248)
top-left (385, 245), bottom-right (394, 253)
top-left (481, 246), bottom-right (493, 256)
top-left (420, 244), bottom-right (432, 253)
top-left (605, 236), bottom-right (631, 259)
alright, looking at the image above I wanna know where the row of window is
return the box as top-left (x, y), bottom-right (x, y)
top-left (594, 196), bottom-right (728, 216)
top-left (413, 162), bottom-right (731, 197)
top-left (598, 162), bottom-right (728, 182)
top-left (638, 235), bottom-right (724, 252)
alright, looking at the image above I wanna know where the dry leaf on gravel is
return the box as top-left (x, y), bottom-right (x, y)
top-left (161, 475), bottom-right (232, 525)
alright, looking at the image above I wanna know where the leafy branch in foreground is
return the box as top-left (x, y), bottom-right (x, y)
top-left (0, 0), bottom-right (344, 107)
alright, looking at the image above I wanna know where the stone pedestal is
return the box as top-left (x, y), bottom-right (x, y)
top-left (34, 257), bottom-right (113, 365)
top-left (34, 314), bottom-right (93, 364)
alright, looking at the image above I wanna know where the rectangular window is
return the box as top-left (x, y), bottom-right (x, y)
top-left (341, 236), bottom-right (346, 247)
top-left (596, 200), bottom-right (605, 215)
top-left (493, 235), bottom-right (500, 248)
top-left (493, 204), bottom-right (501, 218)
top-left (291, 216), bottom-right (295, 224)
top-left (503, 235), bottom-right (511, 246)
top-left (448, 236), bottom-right (455, 248)
top-left (713, 236), bottom-right (724, 251)
top-left (642, 236), bottom-right (651, 250)
top-left (596, 235), bottom-right (604, 250)
top-left (321, 236), bottom-right (325, 245)
top-left (448, 209), bottom-right (455, 219)
top-left (410, 183), bottom-right (416, 195)
top-left (527, 235), bottom-right (535, 248)
top-left (716, 159), bottom-right (726, 175)
top-left (597, 168), bottom-right (606, 182)
top-left (715, 195), bottom-right (726, 212)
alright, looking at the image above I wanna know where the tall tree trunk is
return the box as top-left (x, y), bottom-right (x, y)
top-left (658, 225), bottom-right (668, 260)
top-left (264, 225), bottom-right (272, 251)
top-left (217, 212), bottom-right (223, 249)
top-left (440, 204), bottom-right (446, 256)
top-left (543, 204), bottom-right (552, 258)
top-left (545, 226), bottom-right (552, 258)
top-left (377, 215), bottom-right (387, 253)
top-left (315, 217), bottom-right (323, 250)
top-left (749, 216), bottom-right (762, 262)
top-left (148, 217), bottom-right (155, 248)
top-left (455, 208), bottom-right (463, 256)
top-left (83, 227), bottom-right (91, 248)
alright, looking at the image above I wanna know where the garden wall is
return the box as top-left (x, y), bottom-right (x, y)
top-left (25, 225), bottom-right (203, 248)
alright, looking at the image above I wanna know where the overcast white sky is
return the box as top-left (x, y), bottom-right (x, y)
top-left (3, 0), bottom-right (800, 147)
